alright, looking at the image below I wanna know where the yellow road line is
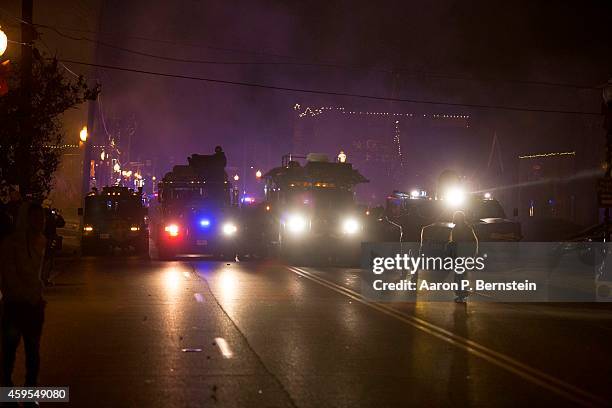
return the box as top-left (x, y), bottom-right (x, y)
top-left (287, 266), bottom-right (607, 407)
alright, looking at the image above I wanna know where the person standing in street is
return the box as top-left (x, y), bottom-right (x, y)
top-left (449, 210), bottom-right (478, 303)
top-left (41, 205), bottom-right (64, 287)
top-left (0, 202), bottom-right (47, 388)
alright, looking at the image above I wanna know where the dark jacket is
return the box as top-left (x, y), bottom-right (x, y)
top-left (450, 222), bottom-right (479, 257)
top-left (0, 202), bottom-right (45, 305)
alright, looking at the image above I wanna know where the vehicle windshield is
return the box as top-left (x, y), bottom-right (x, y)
top-left (436, 200), bottom-right (507, 222)
top-left (468, 200), bottom-right (506, 220)
top-left (85, 197), bottom-right (142, 220)
top-left (285, 187), bottom-right (354, 211)
top-left (164, 185), bottom-right (229, 206)
top-left (393, 198), bottom-right (506, 223)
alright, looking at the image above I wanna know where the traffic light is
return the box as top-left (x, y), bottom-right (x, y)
top-left (0, 60), bottom-right (10, 96)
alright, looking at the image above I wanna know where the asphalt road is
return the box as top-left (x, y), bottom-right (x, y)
top-left (11, 254), bottom-right (612, 407)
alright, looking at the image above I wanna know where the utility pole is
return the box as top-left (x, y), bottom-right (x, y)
top-left (81, 0), bottom-right (104, 195)
top-left (601, 80), bottom-right (612, 241)
top-left (18, 0), bottom-right (34, 195)
top-left (81, 99), bottom-right (96, 195)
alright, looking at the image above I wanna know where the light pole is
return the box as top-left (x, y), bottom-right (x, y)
top-left (18, 0), bottom-right (34, 194)
top-left (80, 124), bottom-right (91, 195)
top-left (603, 79), bottom-right (612, 241)
top-left (82, 96), bottom-right (97, 194)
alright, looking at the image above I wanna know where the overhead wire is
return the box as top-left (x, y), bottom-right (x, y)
top-left (38, 36), bottom-right (80, 78)
top-left (58, 59), bottom-right (602, 116)
top-left (2, 5), bottom-right (605, 110)
top-left (36, 23), bottom-right (601, 91)
top-left (1, 6), bottom-right (605, 91)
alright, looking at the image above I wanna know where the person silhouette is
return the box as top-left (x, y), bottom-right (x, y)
top-left (214, 146), bottom-right (227, 168)
top-left (1, 202), bottom-right (47, 387)
top-left (449, 211), bottom-right (478, 303)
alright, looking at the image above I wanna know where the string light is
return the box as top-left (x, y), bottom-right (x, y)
top-left (394, 120), bottom-right (403, 165)
top-left (44, 144), bottom-right (80, 149)
top-left (293, 105), bottom-right (471, 165)
top-left (294, 104), bottom-right (470, 120)
top-left (518, 151), bottom-right (576, 159)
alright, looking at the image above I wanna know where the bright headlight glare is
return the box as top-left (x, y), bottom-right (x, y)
top-left (222, 222), bottom-right (238, 235)
top-left (286, 214), bottom-right (307, 233)
top-left (164, 224), bottom-right (179, 236)
top-left (83, 225), bottom-right (93, 232)
top-left (342, 218), bottom-right (360, 234)
top-left (130, 226), bottom-right (139, 231)
top-left (444, 187), bottom-right (466, 208)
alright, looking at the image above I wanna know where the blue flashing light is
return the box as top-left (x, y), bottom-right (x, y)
top-left (199, 219), bottom-right (211, 227)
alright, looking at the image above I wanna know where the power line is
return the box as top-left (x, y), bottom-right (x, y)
top-left (37, 24), bottom-right (601, 91)
top-left (0, 6), bottom-right (29, 25)
top-left (40, 24), bottom-right (369, 70)
top-left (34, 23), bottom-right (300, 61)
top-left (97, 94), bottom-right (112, 139)
top-left (3, 7), bottom-right (603, 92)
top-left (58, 58), bottom-right (602, 116)
top-left (38, 37), bottom-right (80, 78)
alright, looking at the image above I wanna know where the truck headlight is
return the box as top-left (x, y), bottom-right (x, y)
top-left (164, 224), bottom-right (179, 237)
top-left (83, 225), bottom-right (94, 232)
top-left (222, 222), bottom-right (238, 236)
top-left (130, 226), bottom-right (140, 232)
top-left (342, 217), bottom-right (360, 234)
top-left (444, 187), bottom-right (466, 208)
top-left (286, 214), bottom-right (308, 234)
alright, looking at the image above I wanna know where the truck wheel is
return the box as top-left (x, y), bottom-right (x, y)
top-left (158, 245), bottom-right (176, 261)
top-left (135, 237), bottom-right (150, 258)
top-left (81, 240), bottom-right (97, 256)
top-left (279, 243), bottom-right (302, 265)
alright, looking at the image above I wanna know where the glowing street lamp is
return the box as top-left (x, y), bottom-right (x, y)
top-left (233, 174), bottom-right (240, 181)
top-left (113, 163), bottom-right (121, 173)
top-left (0, 28), bottom-right (7, 57)
top-left (338, 150), bottom-right (347, 163)
top-left (79, 126), bottom-right (88, 142)
top-left (255, 170), bottom-right (262, 178)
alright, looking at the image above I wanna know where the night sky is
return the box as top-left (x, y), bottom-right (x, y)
top-left (8, 0), bottom-right (611, 184)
